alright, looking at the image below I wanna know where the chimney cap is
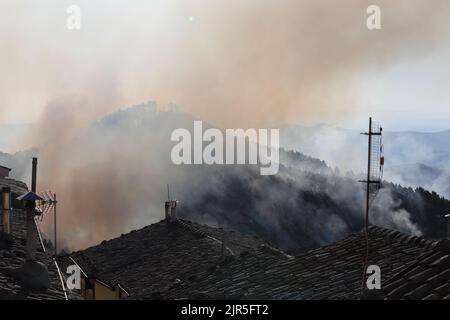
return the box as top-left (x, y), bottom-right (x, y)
top-left (17, 191), bottom-right (43, 202)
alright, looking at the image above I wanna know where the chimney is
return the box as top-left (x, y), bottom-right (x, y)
top-left (31, 157), bottom-right (38, 193)
top-left (170, 201), bottom-right (177, 221)
top-left (165, 200), bottom-right (178, 222)
top-left (15, 191), bottom-right (48, 291)
top-left (12, 158), bottom-right (50, 292)
top-left (165, 201), bottom-right (170, 220)
top-left (0, 166), bottom-right (11, 179)
top-left (1, 187), bottom-right (11, 234)
top-left (25, 199), bottom-right (38, 261)
top-left (16, 158), bottom-right (43, 261)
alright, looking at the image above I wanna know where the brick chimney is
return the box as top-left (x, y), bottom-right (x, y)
top-left (1, 187), bottom-right (11, 234)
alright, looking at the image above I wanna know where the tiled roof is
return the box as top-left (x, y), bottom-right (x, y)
top-left (0, 178), bottom-right (73, 300)
top-left (62, 217), bottom-right (450, 300)
top-left (0, 209), bottom-right (68, 300)
top-left (60, 219), bottom-right (273, 298)
top-left (382, 240), bottom-right (450, 299)
top-left (160, 225), bottom-right (443, 300)
top-left (0, 177), bottom-right (27, 197)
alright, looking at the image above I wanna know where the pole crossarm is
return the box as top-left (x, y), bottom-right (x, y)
top-left (358, 180), bottom-right (382, 184)
top-left (360, 132), bottom-right (382, 136)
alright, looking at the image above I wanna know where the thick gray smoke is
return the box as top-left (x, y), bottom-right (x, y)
top-left (2, 1), bottom-right (450, 128)
top-left (281, 124), bottom-right (450, 200)
top-left (20, 103), bottom-right (425, 252)
top-left (2, 1), bottom-right (450, 250)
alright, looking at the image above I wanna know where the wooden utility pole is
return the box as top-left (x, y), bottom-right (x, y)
top-left (54, 193), bottom-right (57, 257)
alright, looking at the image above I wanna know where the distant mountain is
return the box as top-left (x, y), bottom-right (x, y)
top-left (280, 124), bottom-right (450, 199)
top-left (2, 103), bottom-right (449, 253)
top-left (63, 104), bottom-right (450, 251)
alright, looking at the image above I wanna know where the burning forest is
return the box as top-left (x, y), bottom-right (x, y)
top-left (1, 0), bottom-right (450, 309)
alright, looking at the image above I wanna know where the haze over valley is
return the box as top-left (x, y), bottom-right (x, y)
top-left (1, 103), bottom-right (449, 253)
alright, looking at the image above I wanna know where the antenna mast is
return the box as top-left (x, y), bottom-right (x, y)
top-left (359, 117), bottom-right (384, 295)
top-left (38, 190), bottom-right (58, 257)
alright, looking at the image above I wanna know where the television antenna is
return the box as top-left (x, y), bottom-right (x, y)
top-left (359, 117), bottom-right (384, 296)
top-left (37, 190), bottom-right (58, 257)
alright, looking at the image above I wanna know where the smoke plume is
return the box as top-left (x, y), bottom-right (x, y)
top-left (1, 1), bottom-right (450, 249)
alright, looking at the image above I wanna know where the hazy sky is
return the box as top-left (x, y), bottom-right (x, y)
top-left (2, 0), bottom-right (450, 250)
top-left (1, 0), bottom-right (450, 131)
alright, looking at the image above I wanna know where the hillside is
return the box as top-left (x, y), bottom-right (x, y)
top-left (280, 124), bottom-right (450, 200)
top-left (2, 103), bottom-right (450, 253)
top-left (179, 152), bottom-right (450, 253)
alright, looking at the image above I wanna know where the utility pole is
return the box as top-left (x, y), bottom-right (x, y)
top-left (38, 191), bottom-right (58, 256)
top-left (53, 193), bottom-right (57, 257)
